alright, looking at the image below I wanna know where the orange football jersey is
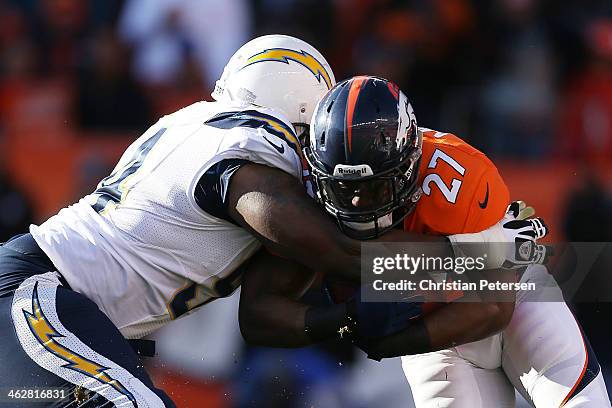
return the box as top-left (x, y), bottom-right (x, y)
top-left (404, 128), bottom-right (510, 235)
top-left (404, 128), bottom-right (510, 307)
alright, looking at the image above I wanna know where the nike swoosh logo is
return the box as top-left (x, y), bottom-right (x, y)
top-left (262, 134), bottom-right (285, 154)
top-left (479, 182), bottom-right (489, 209)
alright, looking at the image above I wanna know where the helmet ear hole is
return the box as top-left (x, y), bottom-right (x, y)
top-left (320, 131), bottom-right (326, 147)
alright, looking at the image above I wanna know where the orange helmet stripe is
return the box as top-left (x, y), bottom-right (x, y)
top-left (346, 76), bottom-right (368, 154)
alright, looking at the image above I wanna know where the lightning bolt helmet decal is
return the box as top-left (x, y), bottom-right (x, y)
top-left (241, 48), bottom-right (333, 90)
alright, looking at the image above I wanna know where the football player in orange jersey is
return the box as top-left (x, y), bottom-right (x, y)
top-left (239, 76), bottom-right (610, 407)
top-left (391, 129), bottom-right (609, 408)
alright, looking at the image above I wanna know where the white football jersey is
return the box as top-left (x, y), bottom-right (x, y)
top-left (30, 101), bottom-right (303, 339)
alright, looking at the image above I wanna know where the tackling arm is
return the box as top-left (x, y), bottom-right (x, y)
top-left (239, 249), bottom-right (515, 353)
top-left (239, 249), bottom-right (329, 347)
top-left (227, 163), bottom-right (449, 282)
top-left (358, 301), bottom-right (515, 360)
top-left (359, 268), bottom-right (517, 360)
top-left (227, 164), bottom-right (545, 282)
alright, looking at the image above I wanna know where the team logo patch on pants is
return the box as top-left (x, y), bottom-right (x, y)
top-left (11, 272), bottom-right (165, 407)
top-left (23, 280), bottom-right (136, 405)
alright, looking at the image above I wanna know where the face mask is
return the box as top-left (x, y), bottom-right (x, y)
top-left (341, 213), bottom-right (393, 233)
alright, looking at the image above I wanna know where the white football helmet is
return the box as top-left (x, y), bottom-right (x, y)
top-left (212, 34), bottom-right (336, 133)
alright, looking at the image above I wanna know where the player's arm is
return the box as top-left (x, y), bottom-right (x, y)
top-left (425, 277), bottom-right (515, 349)
top-left (239, 249), bottom-right (513, 352)
top-left (227, 163), bottom-right (449, 283)
top-left (358, 268), bottom-right (517, 360)
top-left (228, 163), bottom-right (544, 282)
top-left (357, 202), bottom-right (548, 359)
top-left (239, 249), bottom-right (421, 347)
top-left (359, 301), bottom-right (515, 360)
top-left (238, 250), bottom-right (318, 347)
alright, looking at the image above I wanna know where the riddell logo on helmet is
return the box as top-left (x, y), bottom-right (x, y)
top-left (333, 164), bottom-right (374, 177)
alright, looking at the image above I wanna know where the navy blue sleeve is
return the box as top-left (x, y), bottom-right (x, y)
top-left (194, 159), bottom-right (250, 224)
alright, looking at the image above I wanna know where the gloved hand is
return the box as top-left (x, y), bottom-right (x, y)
top-left (305, 284), bottom-right (423, 342)
top-left (448, 200), bottom-right (549, 269)
top-left (500, 201), bottom-right (550, 268)
top-left (344, 287), bottom-right (424, 339)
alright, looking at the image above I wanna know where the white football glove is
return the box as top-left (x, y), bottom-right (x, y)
top-left (448, 201), bottom-right (549, 269)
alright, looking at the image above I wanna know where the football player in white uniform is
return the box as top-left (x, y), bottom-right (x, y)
top-left (1, 34), bottom-right (342, 408)
top-left (0, 35), bottom-right (555, 408)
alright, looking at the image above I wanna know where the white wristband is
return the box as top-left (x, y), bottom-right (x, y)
top-left (448, 227), bottom-right (506, 270)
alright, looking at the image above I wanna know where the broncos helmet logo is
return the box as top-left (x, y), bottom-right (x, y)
top-left (242, 48), bottom-right (333, 90)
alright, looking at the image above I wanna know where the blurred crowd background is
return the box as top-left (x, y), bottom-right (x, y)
top-left (1, 0), bottom-right (612, 407)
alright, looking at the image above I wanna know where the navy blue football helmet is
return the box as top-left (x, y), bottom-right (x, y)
top-left (305, 76), bottom-right (423, 239)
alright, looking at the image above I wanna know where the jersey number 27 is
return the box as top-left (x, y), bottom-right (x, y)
top-left (421, 149), bottom-right (465, 204)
